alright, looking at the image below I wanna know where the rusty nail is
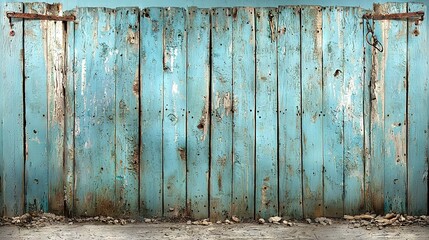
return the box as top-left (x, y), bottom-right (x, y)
top-left (9, 30), bottom-right (15, 36)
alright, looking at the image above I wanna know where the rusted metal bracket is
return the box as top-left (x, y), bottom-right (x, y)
top-left (7, 12), bottom-right (75, 22)
top-left (363, 11), bottom-right (424, 21)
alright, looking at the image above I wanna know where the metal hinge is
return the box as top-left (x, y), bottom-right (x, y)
top-left (363, 11), bottom-right (425, 52)
top-left (363, 11), bottom-right (424, 21)
top-left (7, 12), bottom-right (75, 22)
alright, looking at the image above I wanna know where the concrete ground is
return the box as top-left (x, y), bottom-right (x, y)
top-left (1, 222), bottom-right (428, 240)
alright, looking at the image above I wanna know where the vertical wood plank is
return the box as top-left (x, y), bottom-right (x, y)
top-left (301, 6), bottom-right (323, 218)
top-left (232, 7), bottom-right (255, 219)
top-left (407, 2), bottom-right (428, 215)
top-left (363, 8), bottom-right (373, 213)
top-left (24, 2), bottom-right (49, 213)
top-left (64, 9), bottom-right (75, 216)
top-left (0, 2), bottom-right (24, 216)
top-left (343, 7), bottom-right (365, 215)
top-left (140, 7), bottom-right (163, 217)
top-left (163, 7), bottom-right (187, 218)
top-left (210, 7), bottom-right (233, 221)
top-left (368, 4), bottom-right (386, 214)
top-left (115, 7), bottom-right (140, 217)
top-left (278, 6), bottom-right (302, 219)
top-left (322, 6), bottom-right (344, 217)
top-left (186, 7), bottom-right (210, 219)
top-left (46, 3), bottom-right (65, 215)
top-left (382, 3), bottom-right (407, 213)
top-left (74, 8), bottom-right (117, 216)
top-left (255, 7), bottom-right (278, 219)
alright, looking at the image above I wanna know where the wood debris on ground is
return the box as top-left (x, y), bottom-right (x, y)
top-left (343, 213), bottom-right (429, 230)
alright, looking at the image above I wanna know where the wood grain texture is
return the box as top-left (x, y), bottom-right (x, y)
top-left (363, 8), bottom-right (373, 213)
top-left (114, 7), bottom-right (140, 217)
top-left (163, 8), bottom-right (187, 218)
top-left (278, 6), bottom-right (302, 219)
top-left (210, 7), bottom-right (233, 221)
top-left (343, 7), bottom-right (365, 215)
top-left (381, 3), bottom-right (407, 213)
top-left (407, 2), bottom-right (428, 216)
top-left (255, 7), bottom-right (278, 219)
top-left (46, 3), bottom-right (65, 215)
top-left (64, 10), bottom-right (75, 216)
top-left (140, 7), bottom-right (163, 217)
top-left (368, 4), bottom-right (386, 214)
top-left (0, 2), bottom-right (24, 216)
top-left (74, 7), bottom-right (117, 216)
top-left (301, 6), bottom-right (323, 218)
top-left (24, 2), bottom-right (49, 213)
top-left (186, 8), bottom-right (210, 219)
top-left (232, 7), bottom-right (256, 219)
top-left (322, 6), bottom-right (345, 217)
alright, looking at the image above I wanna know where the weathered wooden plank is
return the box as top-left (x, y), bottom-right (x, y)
top-left (0, 5), bottom-right (3, 213)
top-left (0, 2), bottom-right (24, 216)
top-left (322, 6), bottom-right (345, 217)
top-left (74, 8), bottom-right (117, 216)
top-left (24, 2), bottom-right (49, 213)
top-left (301, 6), bottom-right (323, 218)
top-left (368, 4), bottom-right (386, 214)
top-left (343, 7), bottom-right (365, 215)
top-left (115, 7), bottom-right (140, 217)
top-left (255, 7), bottom-right (278, 219)
top-left (232, 7), bottom-right (255, 219)
top-left (407, 3), bottom-right (428, 215)
top-left (186, 8), bottom-right (210, 219)
top-left (363, 8), bottom-right (373, 213)
top-left (277, 6), bottom-right (302, 219)
top-left (163, 7), bottom-right (187, 218)
top-left (210, 7), bottom-right (233, 221)
top-left (381, 3), bottom-right (407, 213)
top-left (140, 7), bottom-right (163, 218)
top-left (46, 3), bottom-right (65, 215)
top-left (64, 9), bottom-right (75, 216)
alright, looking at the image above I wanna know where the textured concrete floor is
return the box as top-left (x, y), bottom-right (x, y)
top-left (1, 222), bottom-right (429, 240)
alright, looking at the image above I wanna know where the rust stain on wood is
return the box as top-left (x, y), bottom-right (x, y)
top-left (178, 147), bottom-right (186, 161)
top-left (218, 174), bottom-right (222, 190)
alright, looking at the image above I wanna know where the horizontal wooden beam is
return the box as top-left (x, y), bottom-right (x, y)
top-left (363, 11), bottom-right (424, 21)
top-left (7, 12), bottom-right (75, 22)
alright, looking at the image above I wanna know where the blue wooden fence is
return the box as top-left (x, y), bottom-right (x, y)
top-left (0, 2), bottom-right (427, 220)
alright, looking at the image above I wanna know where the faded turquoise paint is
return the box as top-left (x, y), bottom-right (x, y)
top-left (140, 7), bottom-right (163, 217)
top-left (163, 7), bottom-right (187, 218)
top-left (210, 7), bottom-right (233, 221)
top-left (186, 7), bottom-right (210, 219)
top-left (368, 4), bottom-right (385, 213)
top-left (408, 3), bottom-right (428, 215)
top-left (74, 8), bottom-right (117, 216)
top-left (363, 8), bottom-right (373, 213)
top-left (1, 3), bottom-right (429, 219)
top-left (46, 3), bottom-right (65, 215)
top-left (232, 7), bottom-right (255, 219)
top-left (322, 6), bottom-right (345, 217)
top-left (382, 3), bottom-right (407, 213)
top-left (255, 7), bottom-right (278, 219)
top-left (343, 7), bottom-right (365, 215)
top-left (24, 2), bottom-right (49, 213)
top-left (0, 2), bottom-right (24, 217)
top-left (114, 7), bottom-right (140, 216)
top-left (278, 6), bottom-right (302, 219)
top-left (301, 6), bottom-right (324, 218)
top-left (64, 12), bottom-right (75, 216)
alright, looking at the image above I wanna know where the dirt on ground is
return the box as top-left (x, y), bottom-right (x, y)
top-left (1, 213), bottom-right (429, 239)
top-left (0, 222), bottom-right (429, 239)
